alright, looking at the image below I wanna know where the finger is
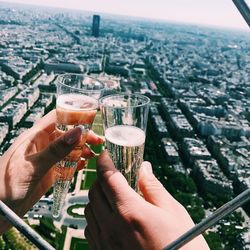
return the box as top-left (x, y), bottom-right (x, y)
top-left (31, 127), bottom-right (82, 172)
top-left (86, 130), bottom-right (104, 145)
top-left (76, 159), bottom-right (87, 171)
top-left (81, 145), bottom-right (96, 159)
top-left (96, 150), bottom-right (138, 211)
top-left (84, 226), bottom-right (98, 250)
top-left (32, 110), bottom-right (56, 134)
top-left (88, 182), bottom-right (113, 227)
top-left (85, 204), bottom-right (101, 236)
top-left (139, 161), bottom-right (177, 210)
top-left (5, 111), bottom-right (57, 156)
top-left (49, 130), bottom-right (57, 142)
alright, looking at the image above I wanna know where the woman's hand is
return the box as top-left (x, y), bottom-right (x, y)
top-left (85, 151), bottom-right (209, 250)
top-left (0, 110), bottom-right (103, 233)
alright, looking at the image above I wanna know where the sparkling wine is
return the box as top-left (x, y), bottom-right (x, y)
top-left (105, 125), bottom-right (146, 191)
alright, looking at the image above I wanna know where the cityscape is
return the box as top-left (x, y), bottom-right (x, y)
top-left (0, 1), bottom-right (249, 249)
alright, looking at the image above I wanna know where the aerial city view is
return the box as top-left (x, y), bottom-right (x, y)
top-left (0, 0), bottom-right (249, 249)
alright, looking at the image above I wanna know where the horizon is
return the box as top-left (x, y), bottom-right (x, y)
top-left (1, 0), bottom-right (250, 31)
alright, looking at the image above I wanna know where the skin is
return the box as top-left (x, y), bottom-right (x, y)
top-left (85, 151), bottom-right (210, 250)
top-left (0, 110), bottom-right (103, 234)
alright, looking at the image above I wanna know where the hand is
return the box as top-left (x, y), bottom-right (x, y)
top-left (0, 110), bottom-right (103, 233)
top-left (85, 151), bottom-right (209, 250)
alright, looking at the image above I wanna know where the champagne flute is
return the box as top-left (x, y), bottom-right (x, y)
top-left (52, 74), bottom-right (104, 218)
top-left (100, 93), bottom-right (150, 191)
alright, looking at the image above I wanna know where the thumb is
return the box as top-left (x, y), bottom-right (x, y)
top-left (33, 127), bottom-right (82, 172)
top-left (96, 150), bottom-right (138, 211)
top-left (139, 161), bottom-right (176, 210)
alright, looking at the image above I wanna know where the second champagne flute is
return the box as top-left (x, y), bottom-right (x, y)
top-left (100, 93), bottom-right (150, 192)
top-left (52, 74), bottom-right (104, 218)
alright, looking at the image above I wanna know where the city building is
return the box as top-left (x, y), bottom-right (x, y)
top-left (0, 101), bottom-right (27, 129)
top-left (161, 137), bottom-right (180, 164)
top-left (0, 3), bottom-right (249, 249)
top-left (0, 122), bottom-right (9, 145)
top-left (24, 107), bottom-right (45, 127)
top-left (44, 61), bottom-right (84, 74)
top-left (193, 159), bottom-right (233, 196)
top-left (97, 73), bottom-right (120, 90)
top-left (15, 87), bottom-right (40, 109)
top-left (92, 15), bottom-right (100, 37)
top-left (181, 138), bottom-right (212, 167)
top-left (0, 86), bottom-right (18, 107)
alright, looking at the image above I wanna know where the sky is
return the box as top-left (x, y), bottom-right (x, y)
top-left (2, 0), bottom-right (250, 30)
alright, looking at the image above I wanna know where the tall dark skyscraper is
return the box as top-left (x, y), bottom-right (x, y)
top-left (92, 15), bottom-right (100, 37)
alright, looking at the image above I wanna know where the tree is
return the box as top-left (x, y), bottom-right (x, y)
top-left (0, 236), bottom-right (6, 250)
top-left (174, 192), bottom-right (205, 223)
top-left (202, 192), bottom-right (232, 209)
top-left (172, 174), bottom-right (197, 193)
top-left (3, 228), bottom-right (34, 249)
top-left (32, 217), bottom-right (58, 247)
top-left (217, 212), bottom-right (247, 250)
top-left (162, 166), bottom-right (197, 195)
top-left (204, 232), bottom-right (223, 250)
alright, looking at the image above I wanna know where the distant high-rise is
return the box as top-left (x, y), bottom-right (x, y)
top-left (92, 15), bottom-right (100, 37)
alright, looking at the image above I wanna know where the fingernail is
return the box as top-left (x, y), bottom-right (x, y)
top-left (77, 125), bottom-right (87, 134)
top-left (141, 161), bottom-right (152, 175)
top-left (64, 128), bottom-right (81, 145)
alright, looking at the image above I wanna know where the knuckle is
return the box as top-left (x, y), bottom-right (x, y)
top-left (117, 205), bottom-right (134, 221)
top-left (117, 204), bottom-right (143, 229)
top-left (141, 177), bottom-right (163, 193)
top-left (125, 211), bottom-right (144, 231)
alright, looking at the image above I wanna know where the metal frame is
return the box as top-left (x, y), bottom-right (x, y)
top-left (233, 0), bottom-right (250, 27)
top-left (0, 1), bottom-right (249, 250)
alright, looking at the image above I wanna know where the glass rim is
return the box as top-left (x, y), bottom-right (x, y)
top-left (99, 93), bottom-right (150, 109)
top-left (56, 73), bottom-right (105, 94)
top-left (56, 93), bottom-right (99, 110)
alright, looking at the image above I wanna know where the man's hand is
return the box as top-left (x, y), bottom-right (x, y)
top-left (85, 151), bottom-right (209, 250)
top-left (0, 110), bottom-right (103, 233)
